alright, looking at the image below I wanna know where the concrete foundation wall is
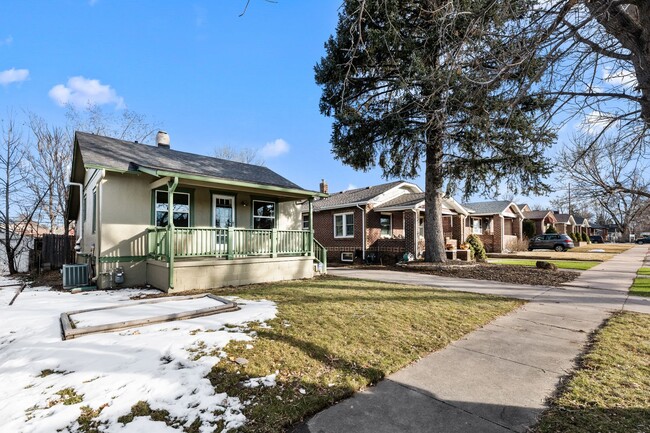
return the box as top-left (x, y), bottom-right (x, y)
top-left (168, 256), bottom-right (313, 292)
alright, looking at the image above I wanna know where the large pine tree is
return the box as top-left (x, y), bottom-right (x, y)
top-left (315, 0), bottom-right (556, 262)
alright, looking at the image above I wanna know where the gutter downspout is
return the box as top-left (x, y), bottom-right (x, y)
top-left (91, 169), bottom-right (106, 284)
top-left (413, 209), bottom-right (419, 257)
top-left (167, 177), bottom-right (179, 291)
top-left (67, 182), bottom-right (84, 246)
top-left (356, 204), bottom-right (365, 261)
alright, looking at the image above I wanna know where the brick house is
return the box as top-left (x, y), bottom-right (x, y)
top-left (553, 214), bottom-right (577, 235)
top-left (306, 180), bottom-right (469, 263)
top-left (518, 204), bottom-right (558, 236)
top-left (461, 201), bottom-right (525, 253)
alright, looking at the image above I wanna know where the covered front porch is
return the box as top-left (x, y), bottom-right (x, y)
top-left (111, 169), bottom-right (325, 292)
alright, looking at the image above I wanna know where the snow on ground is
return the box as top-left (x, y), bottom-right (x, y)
top-left (0, 276), bottom-right (276, 433)
top-left (71, 296), bottom-right (229, 328)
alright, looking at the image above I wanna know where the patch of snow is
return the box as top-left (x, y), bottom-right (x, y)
top-left (589, 249), bottom-right (606, 253)
top-left (241, 374), bottom-right (277, 389)
top-left (0, 276), bottom-right (276, 433)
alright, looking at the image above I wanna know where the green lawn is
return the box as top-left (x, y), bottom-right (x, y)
top-left (118, 276), bottom-right (521, 433)
top-left (630, 270), bottom-right (650, 297)
top-left (533, 312), bottom-right (650, 433)
top-left (489, 258), bottom-right (600, 271)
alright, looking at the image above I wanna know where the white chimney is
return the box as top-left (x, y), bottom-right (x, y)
top-left (156, 131), bottom-right (170, 149)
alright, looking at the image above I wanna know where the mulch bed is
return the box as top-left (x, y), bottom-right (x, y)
top-left (392, 262), bottom-right (579, 286)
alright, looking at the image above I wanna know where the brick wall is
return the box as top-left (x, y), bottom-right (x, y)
top-left (366, 209), bottom-right (404, 246)
top-left (312, 205), bottom-right (365, 262)
top-left (494, 215), bottom-right (504, 252)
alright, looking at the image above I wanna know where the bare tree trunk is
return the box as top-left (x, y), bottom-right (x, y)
top-left (424, 133), bottom-right (447, 263)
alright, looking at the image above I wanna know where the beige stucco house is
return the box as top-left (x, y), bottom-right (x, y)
top-left (67, 131), bottom-right (326, 292)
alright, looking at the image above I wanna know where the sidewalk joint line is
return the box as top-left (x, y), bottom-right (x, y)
top-left (451, 345), bottom-right (565, 375)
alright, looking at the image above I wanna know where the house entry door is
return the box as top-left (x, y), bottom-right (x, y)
top-left (213, 195), bottom-right (235, 254)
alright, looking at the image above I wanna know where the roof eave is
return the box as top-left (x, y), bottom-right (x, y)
top-left (137, 166), bottom-right (325, 198)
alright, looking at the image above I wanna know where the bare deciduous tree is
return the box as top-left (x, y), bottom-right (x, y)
top-left (0, 115), bottom-right (50, 274)
top-left (214, 144), bottom-right (264, 165)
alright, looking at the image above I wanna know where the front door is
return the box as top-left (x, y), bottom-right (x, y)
top-left (213, 194), bottom-right (235, 253)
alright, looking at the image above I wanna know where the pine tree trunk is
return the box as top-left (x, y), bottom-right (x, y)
top-left (424, 133), bottom-right (447, 263)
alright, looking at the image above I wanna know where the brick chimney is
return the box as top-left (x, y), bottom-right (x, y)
top-left (156, 131), bottom-right (170, 149)
top-left (319, 179), bottom-right (328, 194)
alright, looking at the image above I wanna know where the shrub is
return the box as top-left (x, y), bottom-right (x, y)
top-left (465, 234), bottom-right (487, 261)
top-left (545, 226), bottom-right (557, 234)
top-left (569, 232), bottom-right (578, 242)
top-left (506, 236), bottom-right (529, 252)
top-left (523, 220), bottom-right (536, 239)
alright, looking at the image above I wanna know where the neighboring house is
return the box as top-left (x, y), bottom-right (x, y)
top-left (521, 210), bottom-right (557, 236)
top-left (67, 131), bottom-right (325, 292)
top-left (553, 214), bottom-right (577, 235)
top-left (461, 201), bottom-right (524, 253)
top-left (573, 216), bottom-right (591, 238)
top-left (589, 222), bottom-right (609, 239)
top-left (306, 180), bottom-right (469, 262)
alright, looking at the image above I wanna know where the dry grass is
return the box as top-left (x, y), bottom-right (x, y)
top-left (190, 276), bottom-right (521, 432)
top-left (533, 312), bottom-right (650, 433)
top-left (498, 243), bottom-right (635, 263)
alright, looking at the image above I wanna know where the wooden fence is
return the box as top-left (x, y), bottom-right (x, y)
top-left (38, 235), bottom-right (75, 269)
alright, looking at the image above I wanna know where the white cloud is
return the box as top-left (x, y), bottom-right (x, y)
top-left (345, 184), bottom-right (357, 191)
top-left (260, 138), bottom-right (289, 158)
top-left (0, 35), bottom-right (13, 46)
top-left (88, 0), bottom-right (98, 5)
top-left (48, 76), bottom-right (125, 108)
top-left (0, 68), bottom-right (29, 85)
top-left (602, 67), bottom-right (637, 89)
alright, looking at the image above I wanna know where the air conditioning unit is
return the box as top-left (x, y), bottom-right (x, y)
top-left (62, 264), bottom-right (90, 289)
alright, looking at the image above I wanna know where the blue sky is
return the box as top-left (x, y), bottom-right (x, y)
top-left (1, 0), bottom-right (570, 205)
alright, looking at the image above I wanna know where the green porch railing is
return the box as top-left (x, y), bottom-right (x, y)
top-left (146, 227), bottom-right (312, 260)
top-left (313, 238), bottom-right (327, 273)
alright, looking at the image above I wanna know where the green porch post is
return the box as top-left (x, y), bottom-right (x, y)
top-left (167, 177), bottom-right (179, 291)
top-left (308, 199), bottom-right (314, 257)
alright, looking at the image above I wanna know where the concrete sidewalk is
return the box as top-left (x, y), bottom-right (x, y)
top-left (296, 246), bottom-right (650, 433)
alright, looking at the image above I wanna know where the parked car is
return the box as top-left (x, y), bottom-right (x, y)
top-left (590, 235), bottom-right (604, 243)
top-left (636, 236), bottom-right (650, 245)
top-left (528, 234), bottom-right (575, 252)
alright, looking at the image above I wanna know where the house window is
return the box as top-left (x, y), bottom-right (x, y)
top-left (253, 200), bottom-right (275, 229)
top-left (472, 218), bottom-right (482, 235)
top-left (302, 213), bottom-right (310, 230)
top-left (155, 190), bottom-right (190, 227)
top-left (334, 212), bottom-right (354, 238)
top-left (92, 188), bottom-right (97, 234)
top-left (419, 215), bottom-right (425, 238)
top-left (380, 214), bottom-right (392, 237)
top-left (82, 193), bottom-right (87, 223)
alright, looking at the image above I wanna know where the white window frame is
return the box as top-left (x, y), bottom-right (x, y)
top-left (302, 213), bottom-right (310, 231)
top-left (252, 199), bottom-right (276, 229)
top-left (334, 212), bottom-right (354, 238)
top-left (340, 251), bottom-right (354, 262)
top-left (472, 218), bottom-right (483, 235)
top-left (380, 213), bottom-right (392, 238)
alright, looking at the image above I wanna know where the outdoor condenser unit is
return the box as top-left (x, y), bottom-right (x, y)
top-left (62, 264), bottom-right (90, 289)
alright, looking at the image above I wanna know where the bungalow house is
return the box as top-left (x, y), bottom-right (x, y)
top-left (67, 131), bottom-right (325, 292)
top-left (573, 216), bottom-right (590, 238)
top-left (519, 207), bottom-right (557, 236)
top-left (307, 181), bottom-right (469, 262)
top-left (461, 201), bottom-right (524, 253)
top-left (553, 214), bottom-right (577, 235)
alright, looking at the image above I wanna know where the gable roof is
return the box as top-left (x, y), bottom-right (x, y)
top-left (72, 131), bottom-right (313, 193)
top-left (574, 216), bottom-right (590, 226)
top-left (373, 193), bottom-right (470, 215)
top-left (462, 200), bottom-right (523, 218)
top-left (554, 214), bottom-right (576, 225)
top-left (523, 210), bottom-right (557, 222)
top-left (309, 181), bottom-right (420, 211)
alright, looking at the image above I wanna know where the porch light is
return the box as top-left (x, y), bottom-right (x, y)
top-left (241, 200), bottom-right (249, 207)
